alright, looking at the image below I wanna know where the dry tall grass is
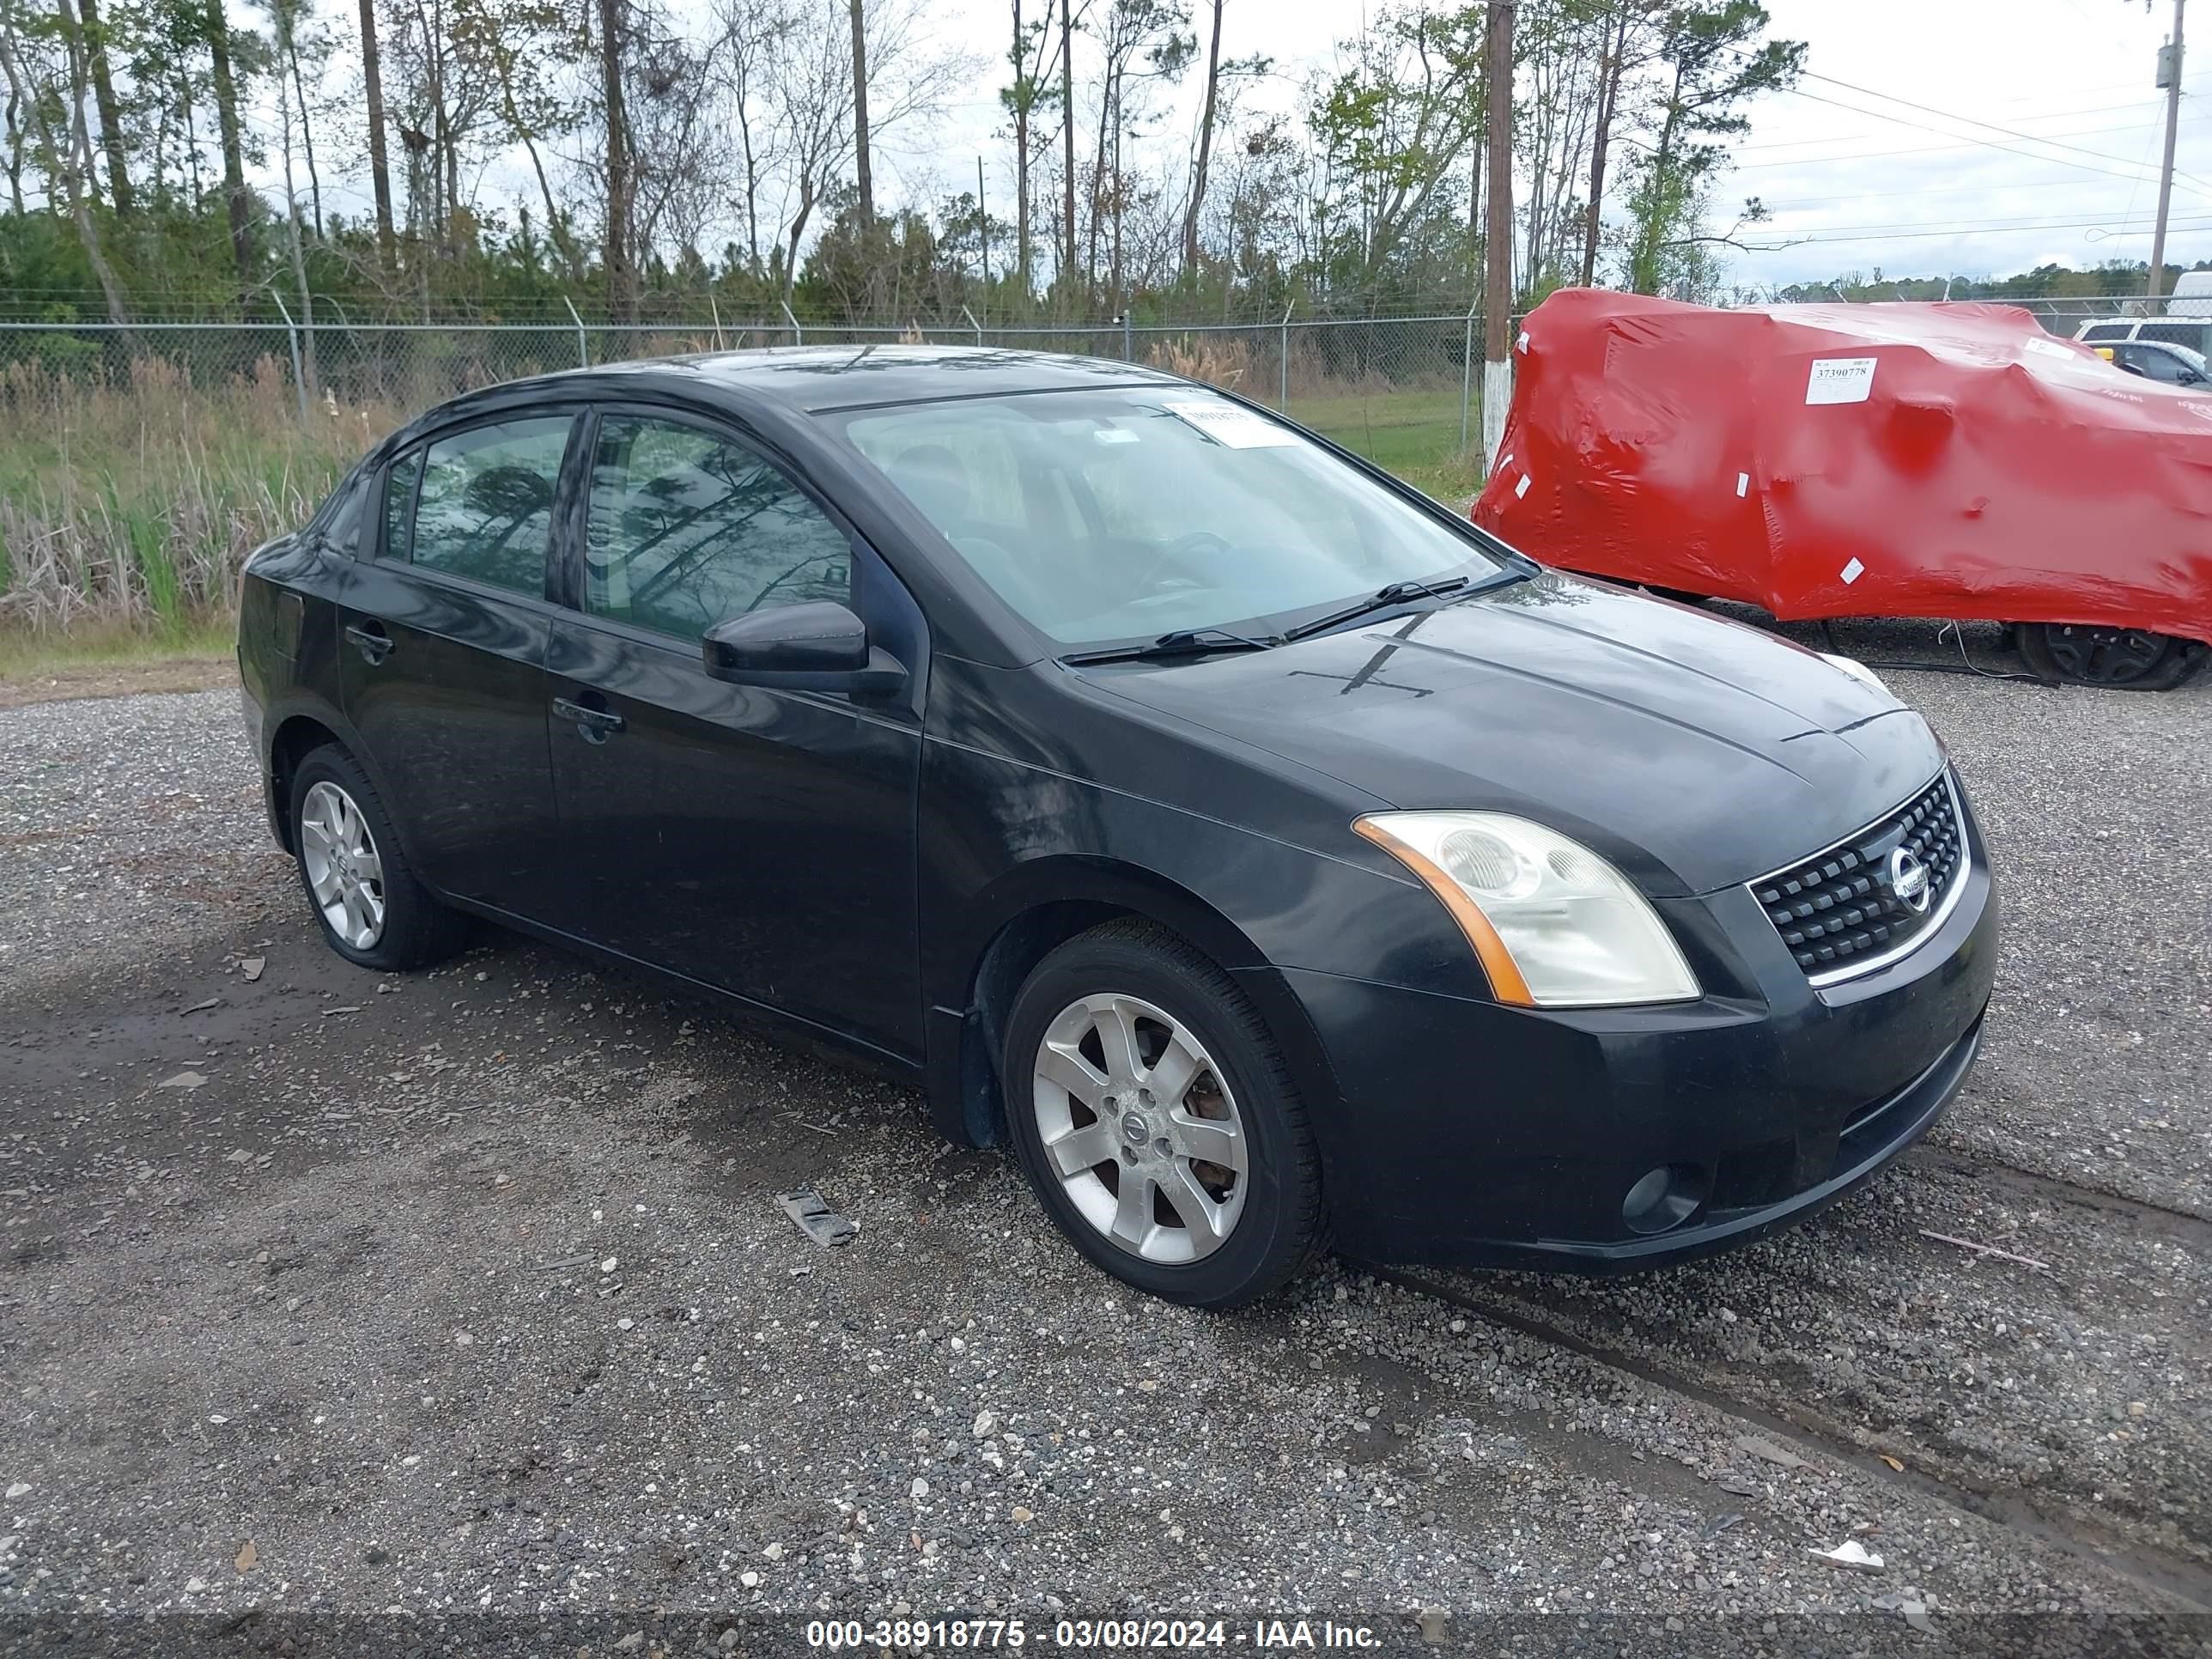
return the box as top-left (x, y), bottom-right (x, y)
top-left (0, 356), bottom-right (404, 635)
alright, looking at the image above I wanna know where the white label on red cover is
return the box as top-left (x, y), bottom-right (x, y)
top-left (2022, 336), bottom-right (2072, 359)
top-left (1735, 472), bottom-right (1749, 497)
top-left (1840, 556), bottom-right (1865, 585)
top-left (1515, 473), bottom-right (1532, 498)
top-left (1161, 399), bottom-right (1298, 447)
top-left (1806, 357), bottom-right (1877, 405)
top-left (1516, 331), bottom-right (1531, 354)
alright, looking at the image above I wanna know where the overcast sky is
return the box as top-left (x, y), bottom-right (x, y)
top-left (871, 0), bottom-right (2208, 292)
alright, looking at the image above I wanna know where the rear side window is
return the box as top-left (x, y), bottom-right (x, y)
top-left (583, 415), bottom-right (851, 640)
top-left (381, 452), bottom-right (420, 562)
top-left (2081, 323), bottom-right (2129, 341)
top-left (2139, 322), bottom-right (2205, 349)
top-left (407, 416), bottom-right (573, 596)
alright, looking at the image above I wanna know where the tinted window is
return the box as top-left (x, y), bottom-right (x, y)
top-left (381, 452), bottom-right (420, 562)
top-left (584, 416), bottom-right (851, 639)
top-left (409, 416), bottom-right (571, 595)
top-left (2139, 322), bottom-right (2206, 349)
top-left (2081, 324), bottom-right (2128, 341)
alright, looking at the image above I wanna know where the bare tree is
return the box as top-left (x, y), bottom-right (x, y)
top-left (1178, 0), bottom-right (1219, 276)
top-left (71, 0), bottom-right (130, 214)
top-left (358, 0), bottom-right (396, 266)
top-left (203, 0), bottom-right (252, 279)
top-left (706, 0), bottom-right (791, 276)
top-left (597, 0), bottom-right (635, 315)
top-left (1058, 0), bottom-right (1073, 295)
top-left (0, 3), bottom-right (132, 328)
top-left (1000, 0), bottom-right (1055, 297)
top-left (763, 0), bottom-right (965, 309)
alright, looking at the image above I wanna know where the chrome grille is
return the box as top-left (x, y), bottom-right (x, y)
top-left (1749, 773), bottom-right (1968, 984)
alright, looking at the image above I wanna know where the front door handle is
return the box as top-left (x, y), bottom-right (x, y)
top-left (553, 696), bottom-right (626, 743)
top-left (344, 623), bottom-right (394, 665)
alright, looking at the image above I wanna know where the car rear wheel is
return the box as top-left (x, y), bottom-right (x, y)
top-left (289, 745), bottom-right (467, 971)
top-left (2014, 622), bottom-right (2203, 690)
top-left (1002, 921), bottom-right (1324, 1308)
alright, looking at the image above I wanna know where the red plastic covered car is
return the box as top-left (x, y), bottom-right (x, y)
top-left (1472, 289), bottom-right (2212, 688)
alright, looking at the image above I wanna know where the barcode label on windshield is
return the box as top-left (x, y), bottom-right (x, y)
top-left (1163, 400), bottom-right (1300, 448)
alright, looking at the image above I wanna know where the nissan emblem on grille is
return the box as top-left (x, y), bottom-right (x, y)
top-left (1888, 847), bottom-right (1932, 913)
top-left (1747, 773), bottom-right (1968, 982)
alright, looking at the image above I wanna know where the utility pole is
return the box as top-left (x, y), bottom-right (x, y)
top-left (1481, 0), bottom-right (1515, 472)
top-left (2149, 0), bottom-right (2185, 299)
top-left (850, 0), bottom-right (874, 222)
top-left (978, 156), bottom-right (991, 287)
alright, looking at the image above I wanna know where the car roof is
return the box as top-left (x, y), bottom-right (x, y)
top-left (504, 343), bottom-right (1184, 415)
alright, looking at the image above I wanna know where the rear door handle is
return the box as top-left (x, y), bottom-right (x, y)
top-left (553, 696), bottom-right (626, 742)
top-left (344, 623), bottom-right (394, 665)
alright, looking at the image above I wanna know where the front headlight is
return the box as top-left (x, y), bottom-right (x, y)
top-left (1352, 811), bottom-right (1700, 1008)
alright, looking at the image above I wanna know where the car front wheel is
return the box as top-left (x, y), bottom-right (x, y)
top-left (1002, 921), bottom-right (1324, 1308)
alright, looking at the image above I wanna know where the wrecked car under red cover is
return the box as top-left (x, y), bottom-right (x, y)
top-left (1471, 290), bottom-right (2212, 653)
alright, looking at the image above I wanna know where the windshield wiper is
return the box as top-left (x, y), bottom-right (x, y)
top-left (1060, 624), bottom-right (1285, 666)
top-left (1281, 574), bottom-right (1473, 642)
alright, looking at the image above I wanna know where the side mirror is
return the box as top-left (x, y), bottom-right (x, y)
top-left (702, 601), bottom-right (908, 697)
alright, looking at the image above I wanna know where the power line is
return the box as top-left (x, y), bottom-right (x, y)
top-left (1785, 58), bottom-right (2200, 178)
top-left (1771, 83), bottom-right (2212, 201)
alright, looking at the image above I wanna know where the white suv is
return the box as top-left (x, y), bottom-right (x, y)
top-left (2073, 316), bottom-right (2212, 355)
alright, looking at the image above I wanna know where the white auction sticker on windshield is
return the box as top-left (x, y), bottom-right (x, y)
top-left (1163, 399), bottom-right (1299, 447)
top-left (1805, 356), bottom-right (1877, 405)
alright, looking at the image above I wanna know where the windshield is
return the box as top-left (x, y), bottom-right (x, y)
top-left (835, 387), bottom-right (1508, 647)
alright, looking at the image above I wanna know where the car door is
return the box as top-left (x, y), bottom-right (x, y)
top-left (337, 410), bottom-right (581, 913)
top-left (544, 404), bottom-right (927, 1061)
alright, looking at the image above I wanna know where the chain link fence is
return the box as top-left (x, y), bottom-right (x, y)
top-left (0, 289), bottom-right (2197, 632)
top-left (0, 308), bottom-right (1497, 480)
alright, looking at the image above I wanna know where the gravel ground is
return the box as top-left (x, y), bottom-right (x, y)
top-left (1, 638), bottom-right (2208, 1656)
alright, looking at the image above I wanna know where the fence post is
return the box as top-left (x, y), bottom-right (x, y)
top-left (1122, 311), bottom-right (1133, 361)
top-left (270, 294), bottom-right (307, 422)
top-left (1460, 297), bottom-right (1479, 454)
top-left (563, 296), bottom-right (588, 368)
top-left (1279, 300), bottom-right (1294, 411)
top-left (962, 304), bottom-right (984, 347)
top-left (781, 301), bottom-right (804, 346)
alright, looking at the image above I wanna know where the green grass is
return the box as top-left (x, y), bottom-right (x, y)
top-left (0, 612), bottom-right (234, 679)
top-left (1286, 386), bottom-right (1484, 503)
top-left (0, 373), bottom-right (1489, 675)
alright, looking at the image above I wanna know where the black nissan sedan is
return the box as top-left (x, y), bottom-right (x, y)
top-left (236, 345), bottom-right (1997, 1307)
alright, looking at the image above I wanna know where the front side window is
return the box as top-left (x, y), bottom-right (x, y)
top-left (584, 415), bottom-right (851, 640)
top-left (409, 416), bottom-right (572, 595)
top-left (836, 387), bottom-right (1504, 647)
top-left (2126, 347), bottom-right (2189, 384)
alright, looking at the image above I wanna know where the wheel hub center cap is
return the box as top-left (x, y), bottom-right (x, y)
top-left (1119, 1109), bottom-right (1150, 1146)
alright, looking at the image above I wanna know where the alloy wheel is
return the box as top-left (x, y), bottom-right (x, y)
top-left (2033, 623), bottom-right (2175, 686)
top-left (1030, 993), bottom-right (1249, 1264)
top-left (299, 780), bottom-right (386, 950)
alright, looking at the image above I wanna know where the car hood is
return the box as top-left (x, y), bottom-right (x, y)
top-left (1084, 572), bottom-right (1944, 896)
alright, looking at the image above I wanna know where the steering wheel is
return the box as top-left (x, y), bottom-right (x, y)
top-left (1127, 530), bottom-right (1234, 599)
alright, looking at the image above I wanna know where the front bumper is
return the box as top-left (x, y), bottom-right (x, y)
top-left (1255, 788), bottom-right (1998, 1271)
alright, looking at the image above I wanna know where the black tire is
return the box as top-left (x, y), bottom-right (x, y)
top-left (2014, 622), bottom-right (2203, 690)
top-left (1000, 920), bottom-right (1325, 1308)
top-left (288, 744), bottom-right (468, 971)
